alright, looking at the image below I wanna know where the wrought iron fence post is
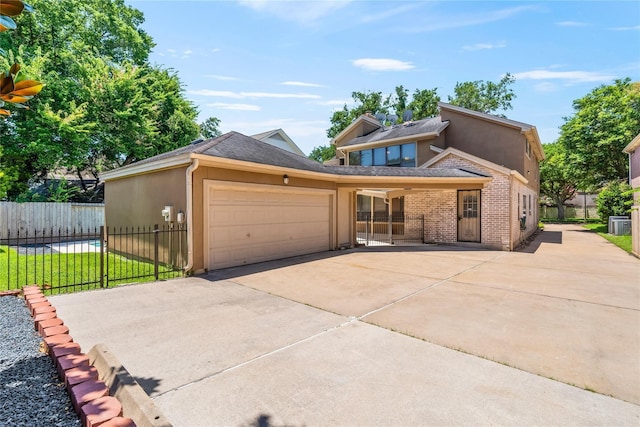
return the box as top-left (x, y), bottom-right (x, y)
top-left (154, 224), bottom-right (159, 281)
top-left (99, 226), bottom-right (105, 288)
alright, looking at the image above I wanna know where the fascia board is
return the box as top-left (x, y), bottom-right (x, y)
top-left (623, 133), bottom-right (640, 154)
top-left (101, 154), bottom-right (192, 181)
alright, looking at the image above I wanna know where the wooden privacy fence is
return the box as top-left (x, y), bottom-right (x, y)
top-left (0, 202), bottom-right (104, 238)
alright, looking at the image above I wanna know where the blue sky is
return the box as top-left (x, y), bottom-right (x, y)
top-left (128, 0), bottom-right (640, 155)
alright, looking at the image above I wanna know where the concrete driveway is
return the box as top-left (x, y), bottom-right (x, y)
top-left (50, 224), bottom-right (640, 426)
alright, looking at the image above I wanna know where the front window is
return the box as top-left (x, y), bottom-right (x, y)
top-left (348, 142), bottom-right (416, 167)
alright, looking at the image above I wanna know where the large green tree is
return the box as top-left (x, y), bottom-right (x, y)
top-left (0, 0), bottom-right (202, 201)
top-left (326, 86), bottom-right (441, 139)
top-left (558, 78), bottom-right (640, 189)
top-left (539, 142), bottom-right (578, 220)
top-left (447, 73), bottom-right (516, 115)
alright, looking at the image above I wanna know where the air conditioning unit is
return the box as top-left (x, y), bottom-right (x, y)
top-left (608, 216), bottom-right (630, 234)
top-left (611, 219), bottom-right (632, 236)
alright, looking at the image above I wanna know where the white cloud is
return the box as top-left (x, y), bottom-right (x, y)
top-left (556, 21), bottom-right (590, 27)
top-left (205, 75), bottom-right (239, 81)
top-left (402, 5), bottom-right (537, 33)
top-left (360, 4), bottom-right (422, 24)
top-left (183, 50), bottom-right (192, 55)
top-left (167, 49), bottom-right (177, 53)
top-left (351, 58), bottom-right (415, 71)
top-left (189, 89), bottom-right (321, 99)
top-left (609, 25), bottom-right (640, 31)
top-left (238, 0), bottom-right (351, 24)
top-left (281, 81), bottom-right (325, 88)
top-left (462, 41), bottom-right (507, 51)
top-left (189, 90), bottom-right (244, 98)
top-left (207, 103), bottom-right (261, 111)
top-left (312, 99), bottom-right (353, 107)
top-left (211, 48), bottom-right (222, 53)
top-left (514, 70), bottom-right (617, 84)
top-left (534, 82), bottom-right (558, 92)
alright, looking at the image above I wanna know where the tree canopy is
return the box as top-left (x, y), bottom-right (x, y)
top-left (325, 74), bottom-right (516, 141)
top-left (539, 142), bottom-right (578, 220)
top-left (0, 0), bottom-right (207, 201)
top-left (558, 78), bottom-right (640, 189)
top-left (447, 73), bottom-right (515, 115)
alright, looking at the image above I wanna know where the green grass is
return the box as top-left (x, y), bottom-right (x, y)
top-left (541, 218), bottom-right (601, 224)
top-left (582, 223), bottom-right (632, 253)
top-left (0, 245), bottom-right (183, 295)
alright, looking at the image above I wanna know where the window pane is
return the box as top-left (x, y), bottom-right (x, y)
top-left (349, 151), bottom-right (361, 165)
top-left (373, 147), bottom-right (386, 165)
top-left (361, 149), bottom-right (373, 166)
top-left (401, 143), bottom-right (416, 167)
top-left (387, 145), bottom-right (401, 166)
top-left (374, 197), bottom-right (387, 215)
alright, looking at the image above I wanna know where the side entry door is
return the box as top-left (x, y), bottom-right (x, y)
top-left (457, 190), bottom-right (481, 242)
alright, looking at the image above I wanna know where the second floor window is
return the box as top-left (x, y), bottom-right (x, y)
top-left (348, 142), bottom-right (416, 167)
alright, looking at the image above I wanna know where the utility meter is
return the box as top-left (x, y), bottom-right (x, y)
top-left (161, 206), bottom-right (174, 222)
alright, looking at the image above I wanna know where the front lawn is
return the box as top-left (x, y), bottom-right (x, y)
top-left (582, 223), bottom-right (632, 253)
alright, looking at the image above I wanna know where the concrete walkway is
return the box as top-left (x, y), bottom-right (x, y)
top-left (50, 224), bottom-right (640, 426)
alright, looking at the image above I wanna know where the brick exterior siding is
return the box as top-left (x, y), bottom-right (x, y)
top-left (405, 153), bottom-right (537, 250)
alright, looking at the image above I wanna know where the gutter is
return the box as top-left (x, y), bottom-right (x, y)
top-left (183, 158), bottom-right (200, 274)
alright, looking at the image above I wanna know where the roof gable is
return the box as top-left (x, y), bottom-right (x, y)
top-left (251, 128), bottom-right (306, 156)
top-left (422, 147), bottom-right (528, 184)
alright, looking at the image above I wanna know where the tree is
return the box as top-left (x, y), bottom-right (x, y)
top-left (539, 143), bottom-right (578, 220)
top-left (308, 145), bottom-right (336, 163)
top-left (199, 116), bottom-right (221, 139)
top-left (596, 180), bottom-right (633, 220)
top-left (447, 73), bottom-right (516, 115)
top-left (326, 86), bottom-right (440, 139)
top-left (0, 0), bottom-right (200, 201)
top-left (559, 78), bottom-right (640, 189)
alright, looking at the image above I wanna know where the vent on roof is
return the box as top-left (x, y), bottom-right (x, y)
top-left (191, 138), bottom-right (204, 145)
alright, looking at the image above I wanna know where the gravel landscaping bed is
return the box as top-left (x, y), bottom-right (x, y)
top-left (0, 296), bottom-right (80, 426)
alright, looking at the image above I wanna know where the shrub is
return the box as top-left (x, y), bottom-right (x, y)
top-left (596, 181), bottom-right (633, 219)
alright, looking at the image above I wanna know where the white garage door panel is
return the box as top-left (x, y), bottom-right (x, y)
top-left (207, 185), bottom-right (331, 269)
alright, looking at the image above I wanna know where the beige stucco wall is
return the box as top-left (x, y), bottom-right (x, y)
top-left (440, 108), bottom-right (540, 193)
top-left (105, 167), bottom-right (188, 228)
top-left (104, 166), bottom-right (189, 265)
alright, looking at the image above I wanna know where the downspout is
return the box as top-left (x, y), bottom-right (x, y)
top-left (183, 158), bottom-right (200, 274)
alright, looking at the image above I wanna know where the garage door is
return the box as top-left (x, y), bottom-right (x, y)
top-left (206, 182), bottom-right (332, 269)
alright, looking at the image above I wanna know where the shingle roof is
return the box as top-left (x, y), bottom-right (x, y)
top-left (110, 131), bottom-right (489, 179)
top-left (341, 116), bottom-right (449, 147)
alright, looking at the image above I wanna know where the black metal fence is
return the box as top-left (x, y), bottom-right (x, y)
top-left (356, 214), bottom-right (424, 246)
top-left (0, 225), bottom-right (187, 294)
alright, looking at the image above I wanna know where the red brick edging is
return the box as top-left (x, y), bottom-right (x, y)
top-left (21, 285), bottom-right (136, 427)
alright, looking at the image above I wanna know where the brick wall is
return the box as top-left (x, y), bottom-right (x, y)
top-left (406, 191), bottom-right (457, 243)
top-left (406, 153), bottom-right (530, 250)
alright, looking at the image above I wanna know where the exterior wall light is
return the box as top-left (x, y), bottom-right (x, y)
top-left (283, 174), bottom-right (289, 185)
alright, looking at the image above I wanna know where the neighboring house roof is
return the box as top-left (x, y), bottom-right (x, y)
top-left (422, 147), bottom-right (528, 184)
top-left (340, 116), bottom-right (449, 149)
top-left (438, 102), bottom-right (545, 161)
top-left (623, 133), bottom-right (640, 154)
top-left (250, 128), bottom-right (306, 156)
top-left (102, 131), bottom-right (490, 183)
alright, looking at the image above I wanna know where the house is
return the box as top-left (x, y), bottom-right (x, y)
top-left (101, 103), bottom-right (543, 273)
top-left (251, 128), bottom-right (306, 156)
top-left (623, 133), bottom-right (640, 257)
